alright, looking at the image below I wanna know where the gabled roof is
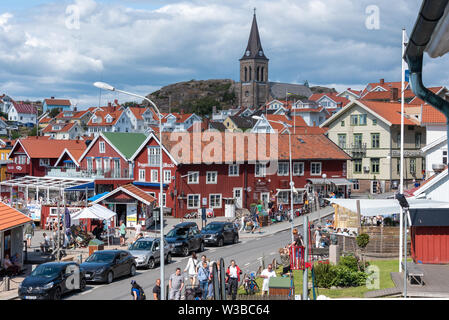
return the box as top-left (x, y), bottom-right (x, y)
top-left (410, 167), bottom-right (448, 197)
top-left (102, 132), bottom-right (148, 159)
top-left (0, 201), bottom-right (32, 232)
top-left (87, 106), bottom-right (125, 126)
top-left (227, 115), bottom-right (257, 129)
top-left (92, 184), bottom-right (156, 206)
top-left (42, 122), bottom-right (78, 134)
top-left (54, 147), bottom-right (86, 167)
top-left (11, 101), bottom-right (37, 115)
top-left (309, 93), bottom-right (350, 106)
top-left (129, 132), bottom-right (178, 165)
top-left (420, 105), bottom-right (447, 124)
top-left (44, 98), bottom-right (71, 106)
top-left (128, 107), bottom-right (150, 121)
top-left (361, 81), bottom-right (408, 97)
top-left (10, 137), bottom-right (86, 159)
top-left (240, 13), bottom-right (268, 61)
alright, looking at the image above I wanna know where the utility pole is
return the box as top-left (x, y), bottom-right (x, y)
top-left (302, 215), bottom-right (309, 300)
top-left (57, 186), bottom-right (61, 261)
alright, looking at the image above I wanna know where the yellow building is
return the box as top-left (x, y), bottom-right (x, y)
top-left (0, 140), bottom-right (12, 181)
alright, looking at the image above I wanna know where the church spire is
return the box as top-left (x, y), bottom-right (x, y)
top-left (241, 10), bottom-right (268, 61)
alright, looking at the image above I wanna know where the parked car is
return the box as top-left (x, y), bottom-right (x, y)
top-left (201, 222), bottom-right (239, 247)
top-left (18, 262), bottom-right (86, 300)
top-left (80, 250), bottom-right (136, 284)
top-left (23, 122), bottom-right (35, 128)
top-left (165, 222), bottom-right (204, 257)
top-left (128, 237), bottom-right (173, 269)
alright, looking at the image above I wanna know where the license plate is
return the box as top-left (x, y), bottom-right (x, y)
top-left (25, 296), bottom-right (37, 300)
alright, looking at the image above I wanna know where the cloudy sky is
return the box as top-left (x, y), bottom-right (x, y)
top-left (0, 0), bottom-right (448, 109)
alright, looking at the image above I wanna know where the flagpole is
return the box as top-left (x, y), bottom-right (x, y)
top-left (399, 28), bottom-right (406, 273)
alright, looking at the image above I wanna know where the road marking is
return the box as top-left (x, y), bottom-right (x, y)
top-left (244, 263), bottom-right (250, 266)
top-left (270, 252), bottom-right (276, 255)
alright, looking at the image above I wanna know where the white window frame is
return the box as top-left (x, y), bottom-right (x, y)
top-left (39, 158), bottom-right (50, 166)
top-left (104, 158), bottom-right (110, 173)
top-left (159, 193), bottom-right (166, 207)
top-left (163, 170), bottom-right (171, 184)
top-left (293, 162), bottom-right (304, 176)
top-left (255, 163), bottom-right (266, 177)
top-left (138, 169), bottom-right (146, 182)
top-left (99, 141), bottom-right (105, 154)
top-left (293, 191), bottom-right (304, 204)
top-left (209, 194), bottom-right (222, 209)
top-left (228, 164), bottom-right (239, 176)
top-left (148, 146), bottom-right (161, 167)
top-left (311, 162), bottom-right (322, 176)
top-left (277, 191), bottom-right (289, 204)
top-left (188, 171), bottom-right (199, 184)
top-left (187, 194), bottom-right (200, 209)
top-left (206, 171), bottom-right (218, 184)
top-left (278, 162), bottom-right (289, 176)
top-left (151, 169), bottom-right (158, 182)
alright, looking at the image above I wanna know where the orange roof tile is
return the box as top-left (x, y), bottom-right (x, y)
top-left (15, 138), bottom-right (86, 158)
top-left (358, 100), bottom-right (418, 125)
top-left (421, 105), bottom-right (446, 124)
top-left (44, 98), bottom-right (71, 106)
top-left (0, 202), bottom-right (32, 231)
top-left (42, 122), bottom-right (77, 133)
top-left (121, 184), bottom-right (157, 203)
top-left (309, 93), bottom-right (350, 106)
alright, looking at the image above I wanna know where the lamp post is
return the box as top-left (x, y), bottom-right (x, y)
top-left (320, 173), bottom-right (327, 225)
top-left (93, 82), bottom-right (166, 300)
top-left (253, 115), bottom-right (295, 242)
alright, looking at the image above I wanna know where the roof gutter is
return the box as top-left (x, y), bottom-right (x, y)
top-left (405, 0), bottom-right (449, 152)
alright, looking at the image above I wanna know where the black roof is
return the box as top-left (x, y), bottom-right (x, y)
top-left (409, 208), bottom-right (449, 227)
top-left (240, 13), bottom-right (268, 61)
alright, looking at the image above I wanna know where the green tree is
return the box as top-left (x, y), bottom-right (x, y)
top-left (356, 233), bottom-right (370, 270)
top-left (48, 108), bottom-right (61, 118)
top-left (122, 102), bottom-right (140, 108)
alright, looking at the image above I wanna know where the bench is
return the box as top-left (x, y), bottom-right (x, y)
top-left (402, 261), bottom-right (425, 286)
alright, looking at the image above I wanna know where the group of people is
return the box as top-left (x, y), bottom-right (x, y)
top-left (1, 253), bottom-right (22, 276)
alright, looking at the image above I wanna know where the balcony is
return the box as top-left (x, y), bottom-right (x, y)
top-left (344, 143), bottom-right (367, 156)
top-left (47, 167), bottom-right (133, 179)
top-left (7, 163), bottom-right (30, 174)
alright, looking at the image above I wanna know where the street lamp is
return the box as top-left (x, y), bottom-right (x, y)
top-left (252, 115), bottom-right (296, 243)
top-left (94, 82), bottom-right (166, 300)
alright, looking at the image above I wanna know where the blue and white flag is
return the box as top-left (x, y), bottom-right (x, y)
top-left (403, 30), bottom-right (410, 83)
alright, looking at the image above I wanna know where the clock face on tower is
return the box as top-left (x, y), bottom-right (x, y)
top-left (246, 50), bottom-right (250, 56)
top-left (258, 50), bottom-right (263, 56)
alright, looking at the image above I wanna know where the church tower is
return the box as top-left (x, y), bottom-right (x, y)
top-left (238, 11), bottom-right (269, 108)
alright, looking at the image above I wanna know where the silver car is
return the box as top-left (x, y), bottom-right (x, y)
top-left (128, 237), bottom-right (173, 269)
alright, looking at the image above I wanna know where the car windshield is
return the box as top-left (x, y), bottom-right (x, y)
top-left (204, 224), bottom-right (223, 232)
top-left (166, 228), bottom-right (188, 238)
top-left (85, 252), bottom-right (116, 263)
top-left (129, 241), bottom-right (153, 251)
top-left (30, 264), bottom-right (63, 278)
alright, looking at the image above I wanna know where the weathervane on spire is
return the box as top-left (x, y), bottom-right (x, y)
top-left (254, 7), bottom-right (256, 15)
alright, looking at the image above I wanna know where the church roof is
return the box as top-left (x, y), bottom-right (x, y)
top-left (240, 13), bottom-right (268, 61)
top-left (269, 82), bottom-right (313, 100)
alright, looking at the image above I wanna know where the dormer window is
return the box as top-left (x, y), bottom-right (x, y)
top-left (106, 115), bottom-right (113, 123)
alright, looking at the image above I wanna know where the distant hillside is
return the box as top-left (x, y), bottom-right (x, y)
top-left (145, 79), bottom-right (237, 116)
top-left (144, 79), bottom-right (336, 115)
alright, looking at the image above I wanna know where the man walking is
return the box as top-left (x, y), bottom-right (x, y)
top-left (152, 278), bottom-right (161, 300)
top-left (197, 261), bottom-right (210, 299)
top-left (314, 226), bottom-right (322, 249)
top-left (24, 222), bottom-right (34, 248)
top-left (260, 264), bottom-right (277, 296)
top-left (120, 220), bottom-right (126, 246)
top-left (169, 268), bottom-right (184, 300)
top-left (226, 260), bottom-right (242, 300)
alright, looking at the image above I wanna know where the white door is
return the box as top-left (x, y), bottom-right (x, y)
top-left (233, 188), bottom-right (243, 208)
top-left (261, 192), bottom-right (270, 209)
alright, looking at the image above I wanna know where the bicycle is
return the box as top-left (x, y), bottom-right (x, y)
top-left (242, 272), bottom-right (260, 295)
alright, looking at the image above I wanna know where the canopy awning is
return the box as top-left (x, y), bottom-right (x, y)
top-left (0, 176), bottom-right (94, 191)
top-left (65, 182), bottom-right (95, 191)
top-left (71, 204), bottom-right (116, 220)
top-left (132, 181), bottom-right (169, 189)
top-left (327, 198), bottom-right (449, 217)
top-left (275, 188), bottom-right (306, 196)
top-left (88, 192), bottom-right (110, 202)
top-left (307, 178), bottom-right (352, 186)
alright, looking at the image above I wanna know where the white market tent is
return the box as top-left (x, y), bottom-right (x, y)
top-left (327, 198), bottom-right (449, 217)
top-left (71, 204), bottom-right (116, 220)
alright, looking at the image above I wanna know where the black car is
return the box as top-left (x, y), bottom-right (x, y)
top-left (80, 250), bottom-right (136, 284)
top-left (201, 222), bottom-right (239, 247)
top-left (18, 262), bottom-right (86, 300)
top-left (165, 222), bottom-right (204, 256)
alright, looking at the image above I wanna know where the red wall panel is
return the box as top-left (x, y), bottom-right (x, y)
top-left (412, 226), bottom-right (449, 264)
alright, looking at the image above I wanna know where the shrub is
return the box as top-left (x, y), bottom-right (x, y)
top-left (313, 262), bottom-right (337, 289)
top-left (314, 262), bottom-right (368, 288)
top-left (338, 255), bottom-right (359, 272)
top-left (356, 233), bottom-right (370, 249)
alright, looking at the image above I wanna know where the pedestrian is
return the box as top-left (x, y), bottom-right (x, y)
top-left (152, 278), bottom-right (161, 300)
top-left (40, 232), bottom-right (50, 253)
top-left (289, 228), bottom-right (304, 248)
top-left (200, 255), bottom-right (208, 268)
top-left (314, 226), bottom-right (321, 249)
top-left (120, 220), bottom-right (126, 246)
top-left (169, 268), bottom-right (185, 300)
top-left (184, 252), bottom-right (199, 286)
top-left (226, 260), bottom-right (242, 300)
top-left (130, 280), bottom-right (146, 300)
top-left (279, 247), bottom-right (291, 276)
top-left (260, 264), bottom-right (277, 296)
top-left (24, 222), bottom-right (34, 248)
top-left (251, 211), bottom-right (261, 234)
top-left (207, 260), bottom-right (215, 300)
top-left (134, 222), bottom-right (142, 242)
top-left (197, 261), bottom-right (210, 299)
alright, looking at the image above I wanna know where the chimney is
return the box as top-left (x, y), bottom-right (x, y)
top-left (390, 88), bottom-right (399, 101)
top-left (51, 96), bottom-right (55, 99)
top-left (380, 79), bottom-right (385, 85)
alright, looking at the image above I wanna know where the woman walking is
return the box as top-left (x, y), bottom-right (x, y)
top-left (184, 252), bottom-right (199, 286)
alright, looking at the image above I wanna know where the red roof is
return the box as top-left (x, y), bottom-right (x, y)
top-left (361, 81), bottom-right (407, 97)
top-left (0, 202), bottom-right (32, 231)
top-left (87, 107), bottom-right (124, 127)
top-left (12, 101), bottom-right (37, 115)
top-left (44, 98), bottom-right (71, 106)
top-left (14, 137), bottom-right (86, 158)
top-left (128, 107), bottom-right (149, 121)
top-left (358, 100), bottom-right (419, 125)
top-left (362, 89), bottom-right (415, 101)
top-left (421, 105), bottom-right (446, 124)
top-left (42, 122), bottom-right (77, 133)
top-left (309, 93), bottom-right (350, 106)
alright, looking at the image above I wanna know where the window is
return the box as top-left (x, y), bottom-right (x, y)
top-left (148, 147), bottom-right (161, 166)
top-left (228, 164), bottom-right (239, 176)
top-left (87, 158), bottom-right (93, 172)
top-left (278, 162), bottom-right (289, 176)
top-left (187, 194), bottom-right (200, 209)
top-left (341, 121), bottom-right (345, 127)
top-left (397, 133), bottom-right (401, 148)
top-left (159, 193), bottom-right (166, 207)
top-left (164, 170), bottom-right (171, 184)
top-left (372, 119), bottom-right (377, 126)
top-left (206, 171), bottom-right (217, 184)
top-left (255, 163), bottom-right (266, 177)
top-left (293, 191), bottom-right (304, 204)
top-left (443, 150), bottom-right (448, 165)
top-left (354, 134), bottom-right (363, 148)
top-left (104, 158), bottom-right (110, 173)
top-left (209, 194), bottom-right (222, 208)
top-left (188, 171), bottom-right (199, 184)
top-left (18, 155), bottom-right (27, 165)
top-left (113, 159), bottom-right (120, 178)
top-left (354, 159), bottom-right (362, 173)
top-left (353, 180), bottom-right (360, 190)
top-left (39, 158), bottom-right (50, 166)
top-left (397, 159), bottom-right (401, 175)
top-left (338, 134), bottom-right (346, 149)
top-left (96, 158), bottom-right (102, 172)
top-left (99, 141), bottom-right (105, 153)
top-left (410, 158), bottom-right (416, 175)
top-left (277, 191), bottom-right (289, 204)
top-left (371, 158), bottom-right (380, 174)
top-left (311, 162), bottom-right (322, 176)
top-left (350, 115), bottom-right (358, 126)
top-left (151, 170), bottom-right (158, 182)
top-left (371, 133), bottom-right (380, 149)
top-left (0, 153), bottom-right (3, 160)
top-left (359, 114), bottom-right (367, 126)
top-left (139, 169), bottom-right (145, 181)
top-left (293, 162), bottom-right (304, 176)
top-left (415, 133), bottom-right (422, 148)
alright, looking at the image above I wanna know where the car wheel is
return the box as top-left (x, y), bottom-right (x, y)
top-left (52, 287), bottom-right (61, 300)
top-left (217, 238), bottom-right (224, 247)
top-left (233, 235), bottom-right (239, 244)
top-left (130, 264), bottom-right (137, 276)
top-left (166, 253), bottom-right (172, 264)
top-left (148, 258), bottom-right (155, 269)
top-left (79, 278), bottom-right (87, 292)
top-left (106, 271), bottom-right (114, 284)
top-left (182, 246), bottom-right (189, 257)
